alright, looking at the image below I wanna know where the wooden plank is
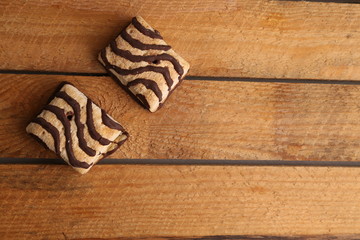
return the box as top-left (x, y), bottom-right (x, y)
top-left (2, 74), bottom-right (360, 162)
top-left (2, 164), bottom-right (360, 239)
top-left (0, 0), bottom-right (360, 80)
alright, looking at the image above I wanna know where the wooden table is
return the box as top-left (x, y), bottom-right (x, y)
top-left (1, 0), bottom-right (360, 239)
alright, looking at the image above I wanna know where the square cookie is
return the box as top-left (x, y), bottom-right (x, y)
top-left (26, 82), bottom-right (128, 174)
top-left (99, 16), bottom-right (190, 112)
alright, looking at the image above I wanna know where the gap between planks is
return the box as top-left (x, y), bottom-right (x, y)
top-left (71, 234), bottom-right (360, 240)
top-left (1, 70), bottom-right (360, 85)
top-left (4, 157), bottom-right (360, 167)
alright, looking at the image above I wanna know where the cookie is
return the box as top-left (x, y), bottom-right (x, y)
top-left (99, 16), bottom-right (190, 112)
top-left (26, 82), bottom-right (128, 174)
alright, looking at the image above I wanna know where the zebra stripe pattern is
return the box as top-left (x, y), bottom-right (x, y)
top-left (26, 82), bottom-right (128, 174)
top-left (99, 16), bottom-right (190, 112)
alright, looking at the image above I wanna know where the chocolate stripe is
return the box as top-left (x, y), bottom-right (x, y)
top-left (86, 99), bottom-right (112, 146)
top-left (110, 41), bottom-right (184, 76)
top-left (32, 117), bottom-right (60, 155)
top-left (127, 78), bottom-right (163, 101)
top-left (101, 109), bottom-right (125, 132)
top-left (120, 29), bottom-right (171, 51)
top-left (55, 91), bottom-right (96, 157)
top-left (132, 17), bottom-right (163, 39)
top-left (102, 136), bottom-right (129, 159)
top-left (136, 94), bottom-right (150, 110)
top-left (101, 49), bottom-right (173, 90)
top-left (44, 105), bottom-right (92, 169)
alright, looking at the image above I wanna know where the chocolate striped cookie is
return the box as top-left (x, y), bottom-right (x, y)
top-left (26, 82), bottom-right (128, 174)
top-left (99, 16), bottom-right (190, 112)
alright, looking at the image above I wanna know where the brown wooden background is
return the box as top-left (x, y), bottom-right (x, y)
top-left (1, 0), bottom-right (360, 239)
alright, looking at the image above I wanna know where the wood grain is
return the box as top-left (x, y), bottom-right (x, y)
top-left (1, 0), bottom-right (360, 80)
top-left (2, 165), bottom-right (360, 239)
top-left (3, 74), bottom-right (360, 162)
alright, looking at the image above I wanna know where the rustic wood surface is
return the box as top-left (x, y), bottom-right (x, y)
top-left (1, 0), bottom-right (360, 80)
top-left (1, 0), bottom-right (360, 239)
top-left (2, 74), bottom-right (360, 162)
top-left (2, 165), bottom-right (360, 239)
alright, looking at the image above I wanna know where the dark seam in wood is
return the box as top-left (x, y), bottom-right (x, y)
top-left (1, 70), bottom-right (360, 85)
